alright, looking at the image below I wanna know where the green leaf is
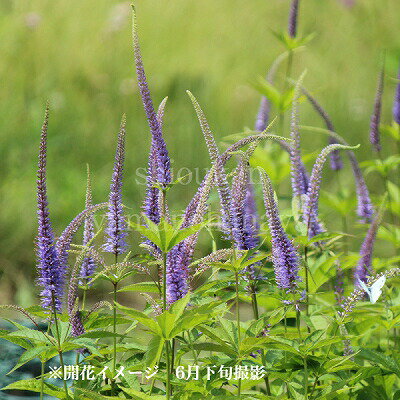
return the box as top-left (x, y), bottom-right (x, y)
top-left (1, 378), bottom-right (67, 398)
top-left (116, 303), bottom-right (161, 335)
top-left (7, 345), bottom-right (50, 375)
top-left (144, 335), bottom-right (164, 368)
top-left (9, 327), bottom-right (53, 345)
top-left (120, 387), bottom-right (165, 400)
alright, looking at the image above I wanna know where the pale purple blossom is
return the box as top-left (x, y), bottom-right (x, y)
top-left (393, 63), bottom-right (400, 125)
top-left (36, 106), bottom-right (64, 312)
top-left (260, 169), bottom-right (300, 290)
top-left (370, 67), bottom-right (384, 152)
top-left (103, 116), bottom-right (129, 256)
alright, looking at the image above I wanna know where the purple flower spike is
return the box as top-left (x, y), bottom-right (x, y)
top-left (288, 0), bottom-right (300, 38)
top-left (348, 152), bottom-right (374, 222)
top-left (79, 166), bottom-right (97, 284)
top-left (243, 183), bottom-right (261, 250)
top-left (304, 143), bottom-right (353, 237)
top-left (354, 208), bottom-right (383, 284)
top-left (303, 89), bottom-right (343, 171)
top-left (103, 116), bottom-right (129, 256)
top-left (36, 106), bottom-right (64, 312)
top-left (167, 168), bottom-right (215, 304)
top-left (254, 96), bottom-right (271, 132)
top-left (187, 91), bottom-right (233, 235)
top-left (260, 169), bottom-right (300, 290)
top-left (231, 158), bottom-right (259, 252)
top-left (393, 63), bottom-right (400, 125)
top-left (370, 67), bottom-right (384, 152)
top-left (132, 8), bottom-right (171, 186)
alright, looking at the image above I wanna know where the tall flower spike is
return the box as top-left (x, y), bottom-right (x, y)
top-left (255, 52), bottom-right (289, 132)
top-left (36, 106), bottom-right (64, 312)
top-left (142, 98), bottom-right (169, 255)
top-left (348, 152), bottom-right (374, 222)
top-left (393, 63), bottom-right (400, 125)
top-left (259, 169), bottom-right (300, 290)
top-left (103, 116), bottom-right (129, 256)
top-left (370, 66), bottom-right (384, 152)
top-left (290, 73), bottom-right (309, 198)
top-left (231, 146), bottom-right (260, 253)
top-left (354, 200), bottom-right (385, 284)
top-left (304, 143), bottom-right (356, 237)
top-left (132, 7), bottom-right (171, 186)
top-left (166, 166), bottom-right (216, 304)
top-left (79, 165), bottom-right (97, 284)
top-left (187, 91), bottom-right (233, 235)
top-left (302, 88), bottom-right (343, 171)
top-left (288, 0), bottom-right (300, 38)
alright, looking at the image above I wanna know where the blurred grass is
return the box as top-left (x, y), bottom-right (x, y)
top-left (0, 0), bottom-right (399, 304)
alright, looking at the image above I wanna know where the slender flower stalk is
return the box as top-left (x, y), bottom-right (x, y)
top-left (132, 7), bottom-right (171, 187)
top-left (370, 66), bottom-right (384, 152)
top-left (260, 169), bottom-right (300, 290)
top-left (302, 88), bottom-right (343, 171)
top-left (393, 63), bottom-right (400, 125)
top-left (103, 116), bottom-right (129, 256)
top-left (79, 165), bottom-right (97, 284)
top-left (187, 91), bottom-right (232, 235)
top-left (36, 105), bottom-right (64, 312)
top-left (288, 0), bottom-right (300, 38)
top-left (290, 75), bottom-right (308, 198)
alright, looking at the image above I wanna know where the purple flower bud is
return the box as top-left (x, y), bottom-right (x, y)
top-left (370, 67), bottom-right (384, 152)
top-left (335, 265), bottom-right (344, 304)
top-left (36, 106), bottom-right (64, 312)
top-left (288, 0), bottom-right (300, 38)
top-left (354, 210), bottom-right (382, 284)
top-left (79, 166), bottom-right (97, 285)
top-left (393, 63), bottom-right (400, 125)
top-left (290, 81), bottom-right (309, 197)
top-left (103, 116), bottom-right (129, 256)
top-left (260, 169), bottom-right (300, 290)
top-left (132, 8), bottom-right (171, 186)
top-left (348, 152), bottom-right (374, 222)
top-left (254, 96), bottom-right (271, 132)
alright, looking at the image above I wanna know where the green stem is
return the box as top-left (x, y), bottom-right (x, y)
top-left (303, 357), bottom-right (308, 399)
top-left (250, 285), bottom-right (271, 396)
top-left (378, 151), bottom-right (396, 227)
top-left (235, 271), bottom-right (241, 398)
top-left (113, 282), bottom-right (117, 374)
top-left (40, 359), bottom-right (44, 400)
top-left (162, 252), bottom-right (167, 312)
top-left (51, 292), bottom-right (69, 400)
top-left (165, 340), bottom-right (171, 399)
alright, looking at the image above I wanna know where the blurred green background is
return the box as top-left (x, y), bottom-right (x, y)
top-left (0, 0), bottom-right (399, 306)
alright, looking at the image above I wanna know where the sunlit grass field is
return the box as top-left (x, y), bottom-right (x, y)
top-left (0, 0), bottom-right (399, 305)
